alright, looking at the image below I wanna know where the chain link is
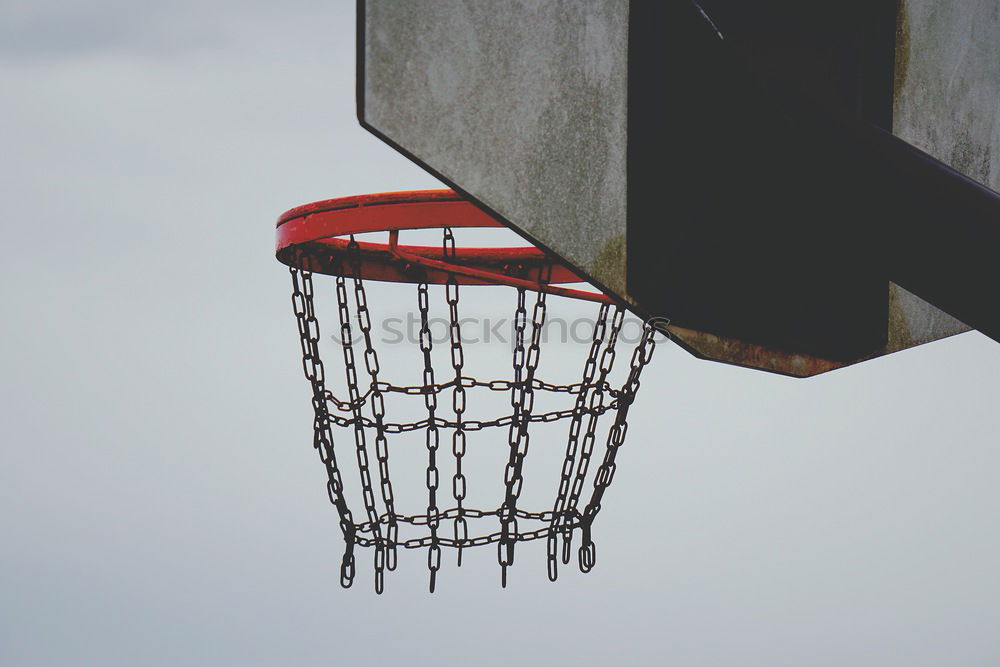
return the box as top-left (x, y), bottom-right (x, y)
top-left (577, 321), bottom-right (656, 572)
top-left (557, 306), bottom-right (625, 567)
top-left (443, 228), bottom-right (470, 567)
top-left (416, 279), bottom-right (442, 592)
top-left (289, 267), bottom-right (356, 588)
top-left (498, 264), bottom-right (549, 587)
top-left (498, 286), bottom-right (526, 585)
top-left (546, 302), bottom-right (610, 581)
top-left (343, 376), bottom-right (623, 401)
top-left (316, 401), bottom-right (622, 433)
top-left (353, 507), bottom-right (584, 549)
top-left (348, 242), bottom-right (400, 582)
top-left (287, 231), bottom-right (658, 594)
top-left (333, 244), bottom-right (388, 594)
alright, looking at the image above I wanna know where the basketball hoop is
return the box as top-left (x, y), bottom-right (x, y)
top-left (276, 190), bottom-right (658, 593)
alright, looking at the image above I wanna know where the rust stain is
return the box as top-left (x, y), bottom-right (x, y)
top-left (666, 325), bottom-right (849, 378)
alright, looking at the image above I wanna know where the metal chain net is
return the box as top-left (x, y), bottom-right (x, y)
top-left (287, 231), bottom-right (657, 593)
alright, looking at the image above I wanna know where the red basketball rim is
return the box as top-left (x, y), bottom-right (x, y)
top-left (275, 190), bottom-right (613, 303)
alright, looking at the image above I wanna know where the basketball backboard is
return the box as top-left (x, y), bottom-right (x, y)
top-left (358, 0), bottom-right (1000, 376)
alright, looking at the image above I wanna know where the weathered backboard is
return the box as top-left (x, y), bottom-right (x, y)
top-left (359, 0), bottom-right (1000, 376)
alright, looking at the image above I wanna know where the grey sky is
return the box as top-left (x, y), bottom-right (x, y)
top-left (2, 2), bottom-right (1000, 666)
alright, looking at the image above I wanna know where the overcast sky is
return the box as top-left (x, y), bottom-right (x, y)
top-left (2, 2), bottom-right (1000, 666)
